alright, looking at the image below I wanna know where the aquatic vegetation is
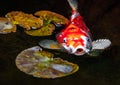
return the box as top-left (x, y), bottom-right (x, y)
top-left (0, 10), bottom-right (79, 78)
top-left (0, 17), bottom-right (16, 34)
top-left (25, 10), bottom-right (69, 36)
top-left (6, 11), bottom-right (43, 30)
top-left (16, 46), bottom-right (79, 78)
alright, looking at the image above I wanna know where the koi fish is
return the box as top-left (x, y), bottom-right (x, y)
top-left (56, 0), bottom-right (92, 55)
top-left (39, 0), bottom-right (111, 56)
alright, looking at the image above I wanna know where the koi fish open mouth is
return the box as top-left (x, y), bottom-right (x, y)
top-left (74, 48), bottom-right (85, 55)
top-left (62, 44), bottom-right (87, 56)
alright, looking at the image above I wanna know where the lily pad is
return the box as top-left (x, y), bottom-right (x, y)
top-left (15, 46), bottom-right (79, 78)
top-left (6, 11), bottom-right (43, 30)
top-left (0, 17), bottom-right (16, 34)
top-left (24, 10), bottom-right (69, 36)
top-left (25, 24), bottom-right (55, 36)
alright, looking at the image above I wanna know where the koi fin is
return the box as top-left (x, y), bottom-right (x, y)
top-left (92, 39), bottom-right (111, 50)
top-left (67, 0), bottom-right (78, 11)
top-left (88, 39), bottom-right (111, 56)
top-left (39, 39), bottom-right (64, 50)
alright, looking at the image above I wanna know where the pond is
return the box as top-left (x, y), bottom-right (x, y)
top-left (0, 0), bottom-right (120, 85)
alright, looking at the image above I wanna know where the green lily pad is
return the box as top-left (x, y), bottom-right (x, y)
top-left (6, 11), bottom-right (43, 30)
top-left (24, 10), bottom-right (69, 36)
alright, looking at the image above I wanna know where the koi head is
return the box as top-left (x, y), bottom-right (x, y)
top-left (56, 24), bottom-right (92, 56)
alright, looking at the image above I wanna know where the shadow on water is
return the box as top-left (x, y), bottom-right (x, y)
top-left (0, 0), bottom-right (120, 85)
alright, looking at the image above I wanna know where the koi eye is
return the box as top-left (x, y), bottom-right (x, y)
top-left (87, 38), bottom-right (91, 42)
top-left (63, 38), bottom-right (67, 43)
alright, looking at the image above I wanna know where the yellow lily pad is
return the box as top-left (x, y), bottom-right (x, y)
top-left (34, 10), bottom-right (69, 25)
top-left (24, 10), bottom-right (69, 36)
top-left (15, 46), bottom-right (79, 78)
top-left (25, 24), bottom-right (55, 36)
top-left (6, 11), bottom-right (43, 30)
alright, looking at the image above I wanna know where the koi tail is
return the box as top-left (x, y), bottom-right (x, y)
top-left (67, 0), bottom-right (80, 20)
top-left (67, 0), bottom-right (78, 11)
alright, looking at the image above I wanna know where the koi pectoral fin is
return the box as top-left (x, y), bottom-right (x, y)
top-left (39, 39), bottom-right (64, 50)
top-left (92, 39), bottom-right (111, 50)
top-left (87, 39), bottom-right (111, 56)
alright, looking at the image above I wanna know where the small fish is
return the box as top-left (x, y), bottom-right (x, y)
top-left (39, 0), bottom-right (111, 56)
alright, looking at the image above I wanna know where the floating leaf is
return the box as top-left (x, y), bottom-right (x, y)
top-left (24, 10), bottom-right (69, 36)
top-left (15, 46), bottom-right (79, 78)
top-left (0, 17), bottom-right (16, 34)
top-left (34, 10), bottom-right (69, 25)
top-left (25, 24), bottom-right (55, 36)
top-left (6, 11), bottom-right (43, 30)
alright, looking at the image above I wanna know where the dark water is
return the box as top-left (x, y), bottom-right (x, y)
top-left (0, 0), bottom-right (120, 85)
